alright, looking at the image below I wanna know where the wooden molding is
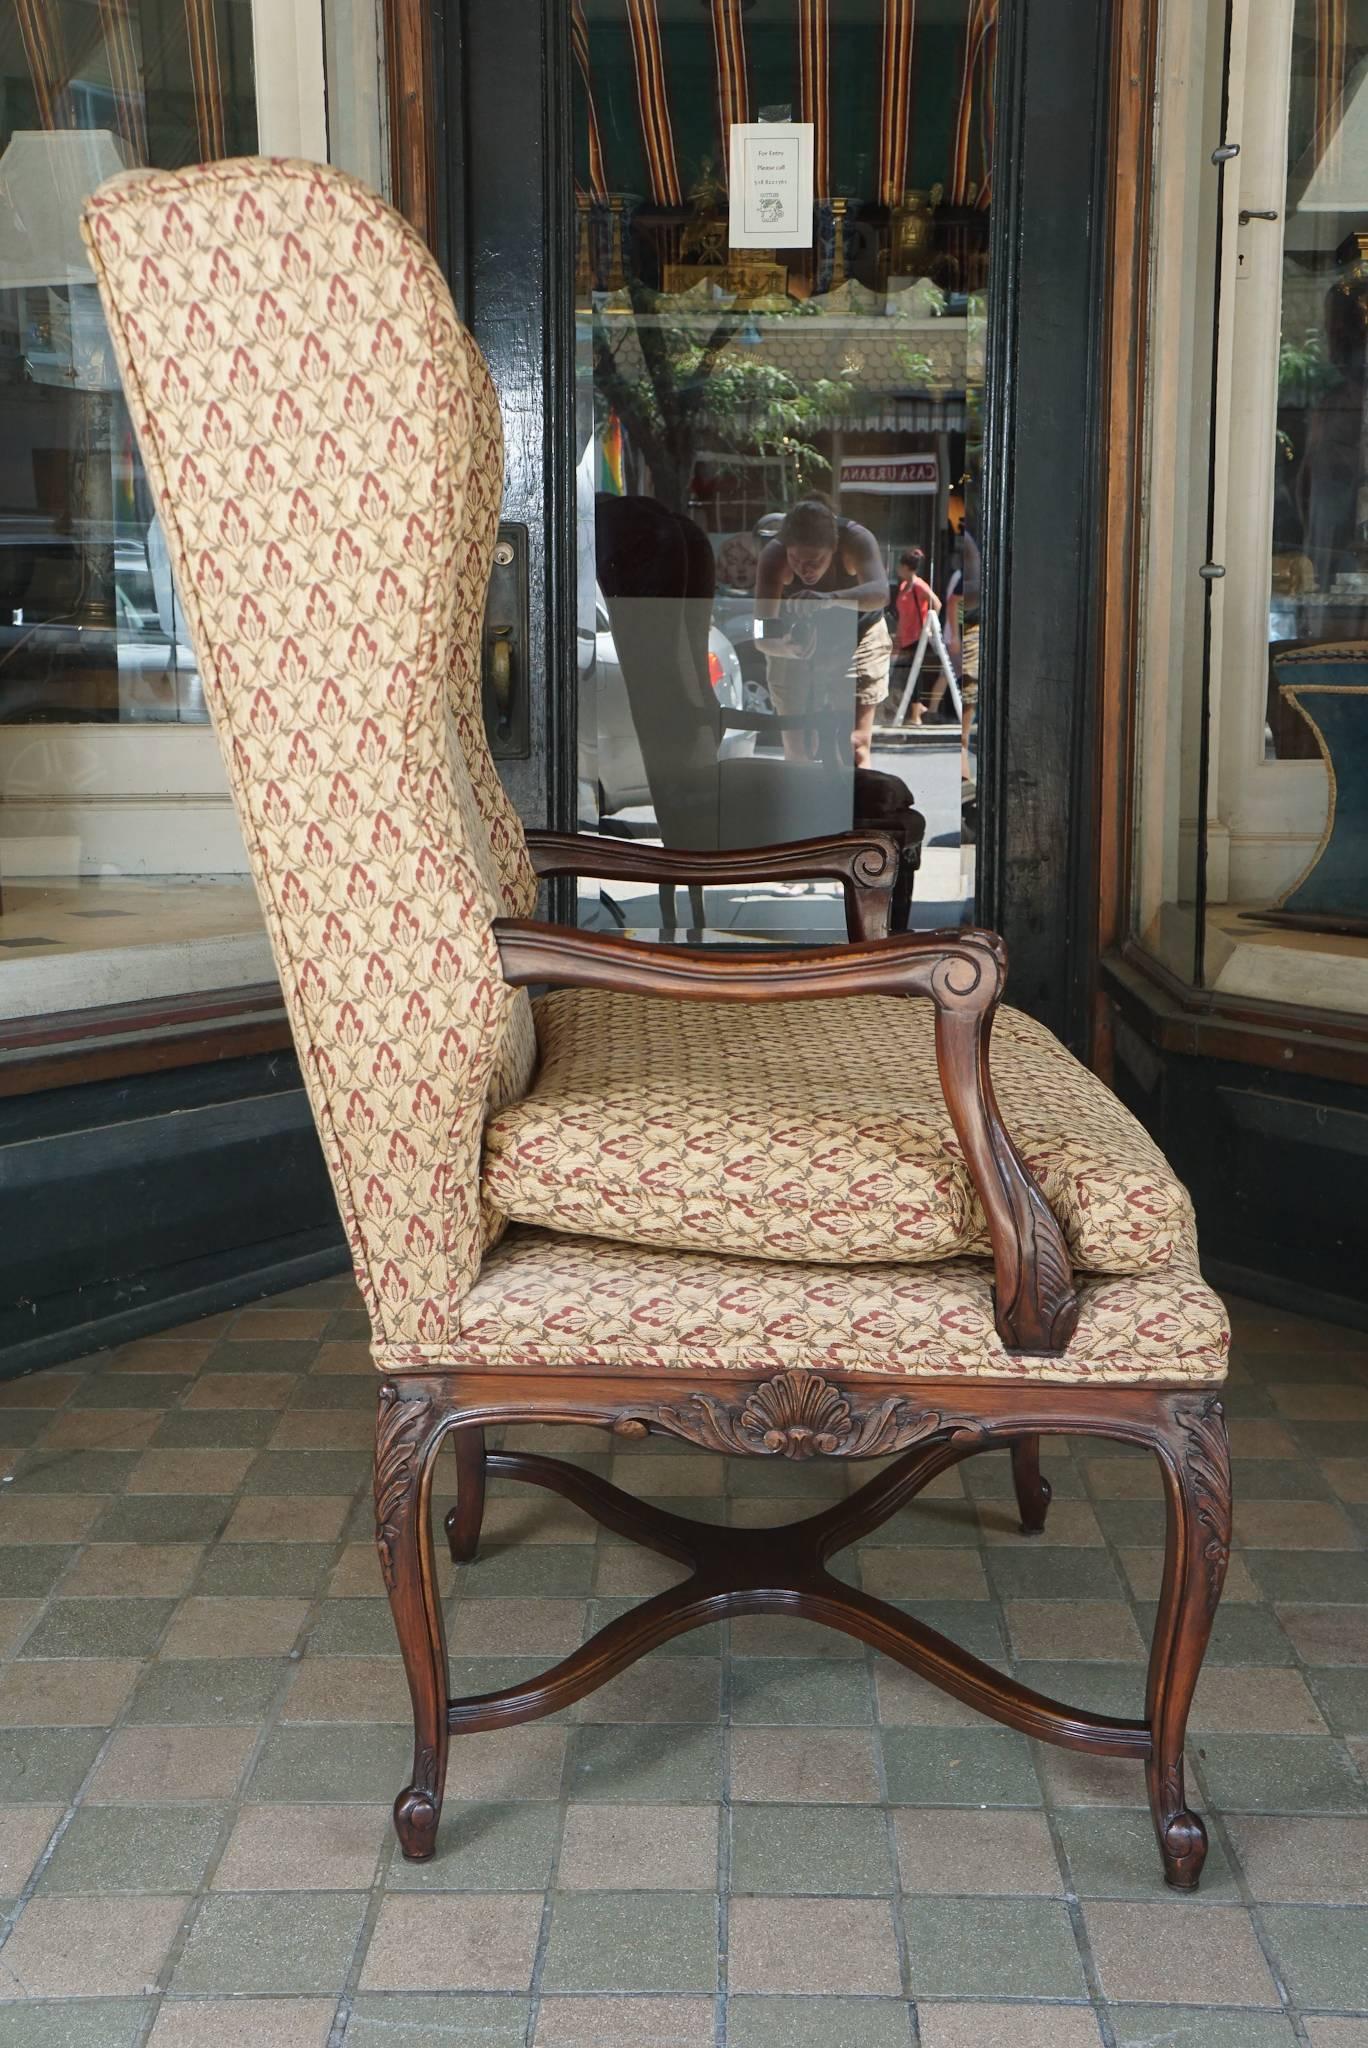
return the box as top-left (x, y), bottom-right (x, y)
top-left (1102, 944), bottom-right (1368, 1086)
top-left (1094, 0), bottom-right (1161, 1035)
top-left (0, 986), bottom-right (292, 1098)
top-left (381, 0), bottom-right (437, 243)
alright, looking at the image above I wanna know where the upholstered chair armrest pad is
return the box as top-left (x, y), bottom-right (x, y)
top-left (493, 919), bottom-right (1080, 1358)
top-left (523, 830), bottom-right (902, 939)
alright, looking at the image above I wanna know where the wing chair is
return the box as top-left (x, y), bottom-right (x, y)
top-left (84, 158), bottom-right (1231, 1892)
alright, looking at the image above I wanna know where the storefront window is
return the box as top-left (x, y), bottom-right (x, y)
top-left (0, 0), bottom-right (382, 1020)
top-left (1136, 0), bottom-right (1368, 1014)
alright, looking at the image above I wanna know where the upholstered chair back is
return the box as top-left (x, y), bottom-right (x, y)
top-left (82, 159), bottom-right (538, 1363)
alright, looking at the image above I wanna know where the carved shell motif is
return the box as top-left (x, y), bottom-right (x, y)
top-left (640, 1371), bottom-right (947, 1461)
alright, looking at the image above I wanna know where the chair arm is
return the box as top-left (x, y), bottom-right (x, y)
top-left (523, 829), bottom-right (902, 939)
top-left (493, 919), bottom-right (1080, 1358)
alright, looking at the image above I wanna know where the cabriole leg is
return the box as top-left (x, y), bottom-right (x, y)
top-left (1010, 1434), bottom-right (1052, 1536)
top-left (376, 1382), bottom-right (450, 1861)
top-left (1145, 1395), bottom-right (1231, 1890)
top-left (445, 1424), bottom-right (487, 1563)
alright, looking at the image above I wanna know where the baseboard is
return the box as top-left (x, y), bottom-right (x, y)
top-left (0, 1230), bottom-right (352, 1383)
top-left (1204, 1258), bottom-right (1368, 1338)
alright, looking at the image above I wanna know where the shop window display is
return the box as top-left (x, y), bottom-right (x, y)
top-left (1136, 0), bottom-right (1368, 1014)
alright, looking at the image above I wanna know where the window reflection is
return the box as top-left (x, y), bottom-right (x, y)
top-left (572, 0), bottom-right (994, 941)
top-left (0, 0), bottom-right (265, 1018)
top-left (0, 4), bottom-right (257, 732)
top-left (1269, 1), bottom-right (1368, 761)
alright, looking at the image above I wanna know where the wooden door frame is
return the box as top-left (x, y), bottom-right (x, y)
top-left (1093, 0), bottom-right (1159, 1064)
top-left (381, 0), bottom-right (439, 246)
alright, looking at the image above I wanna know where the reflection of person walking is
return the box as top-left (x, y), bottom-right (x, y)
top-left (890, 548), bottom-right (943, 724)
top-left (944, 514), bottom-right (982, 785)
top-left (754, 498), bottom-right (892, 768)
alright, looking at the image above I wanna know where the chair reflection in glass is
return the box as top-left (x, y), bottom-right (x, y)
top-left (595, 493), bottom-right (924, 932)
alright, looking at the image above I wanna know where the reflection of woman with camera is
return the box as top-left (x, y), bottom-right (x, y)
top-left (754, 497), bottom-right (892, 767)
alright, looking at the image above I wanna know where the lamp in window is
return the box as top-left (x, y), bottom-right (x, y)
top-left (1294, 54), bottom-right (1368, 220)
top-left (0, 130), bottom-right (132, 647)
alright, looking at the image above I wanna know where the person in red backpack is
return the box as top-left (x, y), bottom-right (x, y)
top-left (889, 548), bottom-right (942, 724)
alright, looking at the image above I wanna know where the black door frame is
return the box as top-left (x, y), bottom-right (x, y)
top-left (441, 0), bottom-right (1115, 1048)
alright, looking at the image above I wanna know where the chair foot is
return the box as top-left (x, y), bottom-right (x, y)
top-left (394, 1776), bottom-right (442, 1862)
top-left (1151, 1779), bottom-right (1209, 1891)
top-left (1011, 1435), bottom-right (1052, 1536)
top-left (444, 1425), bottom-right (487, 1564)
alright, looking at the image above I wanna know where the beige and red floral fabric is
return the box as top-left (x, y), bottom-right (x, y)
top-left (84, 155), bottom-right (1221, 1387)
top-left (484, 989), bottom-right (1197, 1275)
top-left (82, 158), bottom-right (536, 1358)
top-left (408, 1227), bottom-right (1229, 1384)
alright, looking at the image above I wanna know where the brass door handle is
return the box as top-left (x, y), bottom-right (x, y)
top-left (481, 521), bottom-right (528, 758)
top-left (488, 626), bottom-right (514, 740)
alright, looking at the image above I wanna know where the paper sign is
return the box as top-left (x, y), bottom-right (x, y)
top-left (728, 123), bottom-right (814, 249)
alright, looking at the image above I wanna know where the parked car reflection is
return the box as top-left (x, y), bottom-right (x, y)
top-left (579, 587), bottom-right (754, 826)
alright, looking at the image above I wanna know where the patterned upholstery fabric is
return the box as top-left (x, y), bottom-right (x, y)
top-left (82, 159), bottom-right (537, 1355)
top-left (484, 990), bottom-right (1197, 1275)
top-left (84, 156), bottom-right (1220, 1388)
top-left (390, 1227), bottom-right (1230, 1384)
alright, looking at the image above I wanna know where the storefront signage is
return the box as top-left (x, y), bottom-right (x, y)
top-left (838, 455), bottom-right (940, 496)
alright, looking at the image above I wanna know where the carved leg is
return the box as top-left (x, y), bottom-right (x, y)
top-left (444, 1425), bottom-right (487, 1563)
top-left (1011, 1435), bottom-right (1052, 1536)
top-left (1145, 1395), bottom-right (1231, 1890)
top-left (376, 1382), bottom-right (450, 1861)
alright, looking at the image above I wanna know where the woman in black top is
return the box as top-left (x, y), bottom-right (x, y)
top-left (754, 498), bottom-right (892, 768)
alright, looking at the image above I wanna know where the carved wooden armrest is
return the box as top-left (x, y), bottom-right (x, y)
top-left (493, 919), bottom-right (1080, 1356)
top-left (523, 829), bottom-right (902, 940)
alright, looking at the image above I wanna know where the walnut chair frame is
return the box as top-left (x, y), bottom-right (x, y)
top-left (379, 912), bottom-right (1231, 1894)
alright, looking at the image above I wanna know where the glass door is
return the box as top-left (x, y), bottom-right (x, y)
top-left (567, 0), bottom-right (994, 940)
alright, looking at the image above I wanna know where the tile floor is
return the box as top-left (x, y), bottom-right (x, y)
top-left (0, 1281), bottom-right (1364, 2046)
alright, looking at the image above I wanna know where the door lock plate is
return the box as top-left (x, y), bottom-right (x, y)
top-left (482, 522), bottom-right (530, 759)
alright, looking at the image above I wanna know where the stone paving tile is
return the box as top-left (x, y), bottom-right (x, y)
top-left (904, 1895), bottom-right (1087, 1999)
top-left (0, 1283), bottom-right (1360, 2043)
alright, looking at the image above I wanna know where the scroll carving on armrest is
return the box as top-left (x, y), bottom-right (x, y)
top-left (523, 829), bottom-right (902, 939)
top-left (493, 920), bottom-right (1080, 1356)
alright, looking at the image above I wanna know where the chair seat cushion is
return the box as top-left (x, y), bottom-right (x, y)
top-left (378, 1227), bottom-right (1228, 1382)
top-left (482, 990), bottom-right (1197, 1276)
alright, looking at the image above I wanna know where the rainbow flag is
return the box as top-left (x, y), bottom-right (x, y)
top-left (599, 412), bottom-right (626, 496)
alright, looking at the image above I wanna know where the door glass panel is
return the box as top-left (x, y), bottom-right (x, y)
top-left (571, 0), bottom-right (992, 941)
